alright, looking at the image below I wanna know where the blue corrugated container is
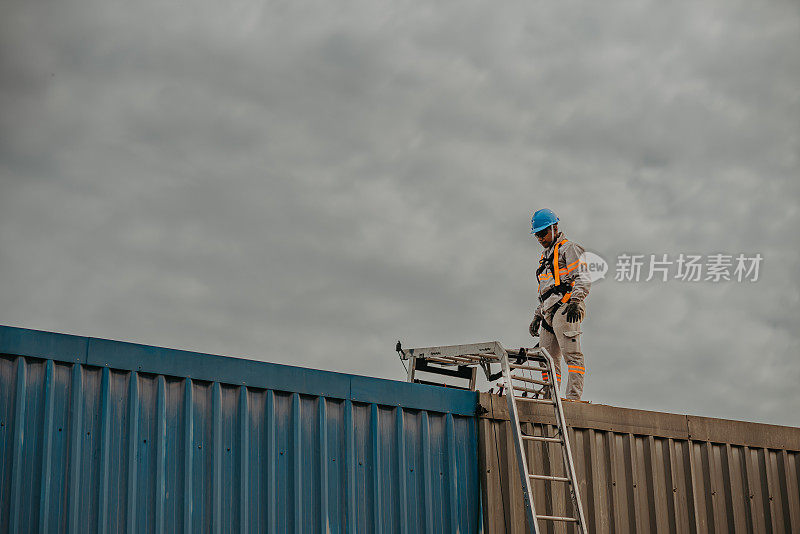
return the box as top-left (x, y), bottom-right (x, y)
top-left (0, 325), bottom-right (481, 533)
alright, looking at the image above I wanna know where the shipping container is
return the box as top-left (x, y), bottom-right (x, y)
top-left (0, 326), bottom-right (480, 533)
top-left (478, 393), bottom-right (800, 533)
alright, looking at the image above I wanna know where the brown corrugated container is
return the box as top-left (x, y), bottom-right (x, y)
top-left (477, 393), bottom-right (800, 533)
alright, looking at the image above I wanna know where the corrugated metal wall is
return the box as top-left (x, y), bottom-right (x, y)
top-left (0, 326), bottom-right (481, 533)
top-left (478, 393), bottom-right (800, 534)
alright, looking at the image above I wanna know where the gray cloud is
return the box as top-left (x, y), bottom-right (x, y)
top-left (1, 0), bottom-right (798, 425)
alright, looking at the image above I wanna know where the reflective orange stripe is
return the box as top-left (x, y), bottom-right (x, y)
top-left (568, 366), bottom-right (585, 374)
top-left (553, 240), bottom-right (560, 285)
top-left (553, 239), bottom-right (567, 286)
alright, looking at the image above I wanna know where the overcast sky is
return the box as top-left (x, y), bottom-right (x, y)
top-left (1, 0), bottom-right (798, 426)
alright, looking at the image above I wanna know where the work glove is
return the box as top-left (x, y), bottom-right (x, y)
top-left (529, 316), bottom-right (542, 337)
top-left (561, 301), bottom-right (583, 323)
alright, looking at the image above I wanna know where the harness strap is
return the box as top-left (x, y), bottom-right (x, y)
top-left (561, 288), bottom-right (573, 304)
top-left (540, 319), bottom-right (554, 334)
top-left (538, 238), bottom-right (573, 304)
top-left (553, 239), bottom-right (564, 285)
top-left (539, 301), bottom-right (564, 334)
top-left (536, 238), bottom-right (567, 278)
top-left (553, 239), bottom-right (574, 303)
top-left (539, 282), bottom-right (572, 302)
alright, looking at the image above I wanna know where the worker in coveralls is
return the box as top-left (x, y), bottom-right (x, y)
top-left (529, 208), bottom-right (591, 400)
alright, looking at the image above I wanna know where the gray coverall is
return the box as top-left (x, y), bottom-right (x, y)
top-left (533, 231), bottom-right (591, 399)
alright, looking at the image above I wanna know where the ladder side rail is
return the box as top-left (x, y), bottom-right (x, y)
top-left (407, 353), bottom-right (416, 383)
top-left (535, 347), bottom-right (589, 533)
top-left (496, 342), bottom-right (541, 534)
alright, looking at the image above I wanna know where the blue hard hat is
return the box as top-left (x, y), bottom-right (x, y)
top-left (531, 208), bottom-right (559, 233)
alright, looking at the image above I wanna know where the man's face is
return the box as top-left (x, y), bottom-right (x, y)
top-left (535, 225), bottom-right (556, 248)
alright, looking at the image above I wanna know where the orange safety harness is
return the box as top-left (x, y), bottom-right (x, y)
top-left (536, 238), bottom-right (575, 305)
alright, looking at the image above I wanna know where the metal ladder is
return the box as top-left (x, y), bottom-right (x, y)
top-left (499, 345), bottom-right (587, 533)
top-left (397, 341), bottom-right (587, 534)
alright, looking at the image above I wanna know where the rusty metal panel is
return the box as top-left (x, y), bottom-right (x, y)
top-left (0, 325), bottom-right (481, 533)
top-left (478, 393), bottom-right (800, 534)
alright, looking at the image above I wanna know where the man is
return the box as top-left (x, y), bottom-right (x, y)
top-left (529, 208), bottom-right (591, 400)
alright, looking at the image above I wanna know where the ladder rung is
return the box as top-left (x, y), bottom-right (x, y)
top-left (424, 356), bottom-right (456, 365)
top-left (454, 353), bottom-right (498, 361)
top-left (522, 435), bottom-right (562, 443)
top-left (512, 385), bottom-right (547, 395)
top-left (536, 515), bottom-right (579, 522)
top-left (529, 474), bottom-right (570, 482)
top-left (446, 355), bottom-right (477, 364)
top-left (506, 350), bottom-right (546, 360)
top-left (511, 375), bottom-right (549, 386)
top-left (514, 397), bottom-right (555, 404)
top-left (509, 363), bottom-right (548, 371)
top-left (425, 356), bottom-right (471, 365)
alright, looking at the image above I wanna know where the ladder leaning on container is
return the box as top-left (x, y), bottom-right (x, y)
top-left (397, 341), bottom-right (588, 534)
